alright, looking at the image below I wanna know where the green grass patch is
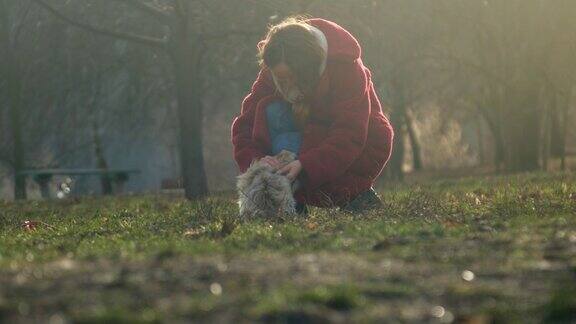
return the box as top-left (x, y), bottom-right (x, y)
top-left (0, 172), bottom-right (575, 322)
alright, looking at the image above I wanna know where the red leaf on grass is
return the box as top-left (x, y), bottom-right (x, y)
top-left (22, 220), bottom-right (40, 231)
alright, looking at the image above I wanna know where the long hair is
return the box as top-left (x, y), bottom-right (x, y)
top-left (257, 16), bottom-right (326, 99)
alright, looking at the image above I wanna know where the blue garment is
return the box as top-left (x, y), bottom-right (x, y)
top-left (266, 101), bottom-right (302, 156)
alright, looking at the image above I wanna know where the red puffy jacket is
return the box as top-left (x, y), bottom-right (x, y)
top-left (231, 18), bottom-right (394, 207)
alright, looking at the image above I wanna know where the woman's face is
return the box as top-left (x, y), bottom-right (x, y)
top-left (270, 63), bottom-right (304, 103)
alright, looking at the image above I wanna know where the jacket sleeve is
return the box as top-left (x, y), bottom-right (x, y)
top-left (231, 68), bottom-right (274, 172)
top-left (298, 61), bottom-right (371, 189)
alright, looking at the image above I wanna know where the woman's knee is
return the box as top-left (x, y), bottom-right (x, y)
top-left (272, 132), bottom-right (302, 155)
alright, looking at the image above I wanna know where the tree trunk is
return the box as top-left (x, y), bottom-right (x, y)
top-left (10, 90), bottom-right (26, 200)
top-left (479, 110), bottom-right (505, 170)
top-left (475, 119), bottom-right (485, 165)
top-left (388, 104), bottom-right (405, 181)
top-left (541, 98), bottom-right (552, 171)
top-left (404, 108), bottom-right (423, 171)
top-left (1, 1), bottom-right (26, 199)
top-left (171, 39), bottom-right (208, 200)
top-left (93, 122), bottom-right (112, 195)
top-left (504, 88), bottom-right (541, 172)
top-left (560, 100), bottom-right (569, 171)
top-left (548, 102), bottom-right (565, 158)
top-left (506, 122), bottom-right (540, 172)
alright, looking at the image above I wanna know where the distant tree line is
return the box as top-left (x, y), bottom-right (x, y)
top-left (1, 0), bottom-right (574, 199)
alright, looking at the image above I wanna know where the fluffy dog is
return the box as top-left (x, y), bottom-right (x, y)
top-left (237, 150), bottom-right (299, 219)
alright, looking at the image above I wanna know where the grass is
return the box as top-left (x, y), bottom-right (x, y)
top-left (0, 172), bottom-right (575, 323)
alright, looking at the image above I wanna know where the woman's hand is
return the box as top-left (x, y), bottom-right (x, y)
top-left (277, 160), bottom-right (303, 181)
top-left (260, 156), bottom-right (281, 169)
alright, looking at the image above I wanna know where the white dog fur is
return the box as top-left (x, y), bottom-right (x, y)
top-left (237, 150), bottom-right (299, 219)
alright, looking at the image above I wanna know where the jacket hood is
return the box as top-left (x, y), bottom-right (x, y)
top-left (307, 18), bottom-right (361, 62)
top-left (257, 18), bottom-right (362, 64)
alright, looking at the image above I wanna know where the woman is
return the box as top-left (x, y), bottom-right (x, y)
top-left (231, 17), bottom-right (394, 213)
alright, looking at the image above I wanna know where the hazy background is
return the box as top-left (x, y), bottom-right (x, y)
top-left (1, 0), bottom-right (575, 200)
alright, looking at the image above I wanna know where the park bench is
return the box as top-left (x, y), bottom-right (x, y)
top-left (17, 168), bottom-right (140, 199)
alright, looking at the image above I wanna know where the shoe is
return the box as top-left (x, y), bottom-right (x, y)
top-left (296, 202), bottom-right (308, 215)
top-left (341, 188), bottom-right (383, 213)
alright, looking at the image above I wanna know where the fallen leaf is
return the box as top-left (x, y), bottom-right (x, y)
top-left (306, 222), bottom-right (318, 230)
top-left (22, 220), bottom-right (39, 231)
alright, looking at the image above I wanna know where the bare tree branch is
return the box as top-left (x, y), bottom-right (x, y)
top-left (200, 29), bottom-right (260, 41)
top-left (12, 2), bottom-right (34, 48)
top-left (31, 0), bottom-right (168, 49)
top-left (110, 0), bottom-right (172, 24)
top-left (245, 0), bottom-right (287, 12)
top-left (422, 52), bottom-right (513, 90)
top-left (173, 0), bottom-right (188, 22)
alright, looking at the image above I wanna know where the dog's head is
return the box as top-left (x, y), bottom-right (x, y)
top-left (237, 149), bottom-right (299, 220)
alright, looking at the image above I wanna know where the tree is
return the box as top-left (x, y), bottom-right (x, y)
top-left (433, 0), bottom-right (576, 172)
top-left (29, 0), bottom-right (226, 199)
top-left (1, 0), bottom-right (36, 199)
